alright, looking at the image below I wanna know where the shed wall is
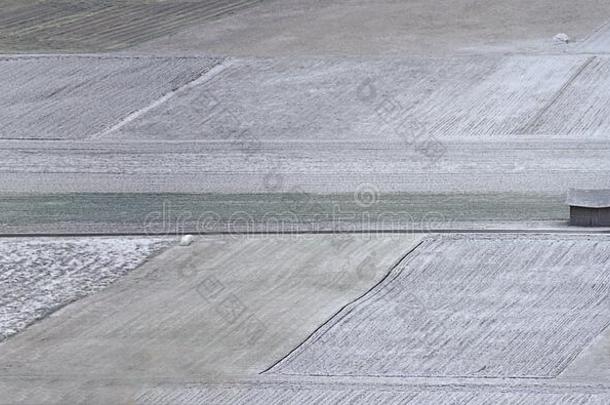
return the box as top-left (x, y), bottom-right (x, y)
top-left (570, 206), bottom-right (610, 226)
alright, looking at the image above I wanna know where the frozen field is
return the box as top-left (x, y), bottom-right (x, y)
top-left (2, 0), bottom-right (610, 56)
top-left (134, 0), bottom-right (610, 56)
top-left (528, 57), bottom-right (610, 136)
top-left (0, 55), bottom-right (221, 140)
top-left (1, 234), bottom-right (608, 403)
top-left (271, 235), bottom-right (610, 378)
top-left (0, 0), bottom-right (261, 52)
top-left (93, 55), bottom-right (610, 141)
top-left (138, 381), bottom-right (610, 404)
top-left (1, 138), bottom-right (609, 194)
top-left (2, 138), bottom-right (608, 193)
top-left (0, 237), bottom-right (169, 341)
top-left (0, 234), bottom-right (422, 402)
top-left (2, 0), bottom-right (610, 402)
top-left (5, 54), bottom-right (610, 142)
top-left (2, 53), bottom-right (610, 201)
top-left (580, 21), bottom-right (610, 53)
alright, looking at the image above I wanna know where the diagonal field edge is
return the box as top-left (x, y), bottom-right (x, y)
top-left (266, 235), bottom-right (610, 378)
top-left (89, 58), bottom-right (233, 140)
top-left (260, 238), bottom-right (428, 374)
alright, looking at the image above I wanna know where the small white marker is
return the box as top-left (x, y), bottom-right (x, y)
top-left (553, 33), bottom-right (570, 43)
top-left (179, 234), bottom-right (194, 246)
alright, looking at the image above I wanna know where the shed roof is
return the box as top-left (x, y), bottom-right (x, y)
top-left (567, 189), bottom-right (610, 208)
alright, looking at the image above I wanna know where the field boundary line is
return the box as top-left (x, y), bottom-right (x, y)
top-left (89, 58), bottom-right (234, 140)
top-left (260, 239), bottom-right (428, 374)
top-left (579, 19), bottom-right (610, 46)
top-left (517, 56), bottom-right (596, 134)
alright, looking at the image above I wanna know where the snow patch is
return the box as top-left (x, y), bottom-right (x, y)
top-left (0, 237), bottom-right (170, 341)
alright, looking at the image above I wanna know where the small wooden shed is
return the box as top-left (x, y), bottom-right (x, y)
top-left (567, 189), bottom-right (610, 226)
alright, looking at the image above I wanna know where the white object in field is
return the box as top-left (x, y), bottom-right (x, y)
top-left (553, 33), bottom-right (570, 43)
top-left (179, 234), bottom-right (194, 246)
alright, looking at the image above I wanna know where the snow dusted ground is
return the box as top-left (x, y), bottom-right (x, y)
top-left (0, 237), bottom-right (170, 341)
top-left (270, 234), bottom-right (610, 379)
top-left (0, 55), bottom-right (221, 141)
top-left (0, 0), bottom-right (261, 53)
top-left (137, 381), bottom-right (610, 404)
top-left (133, 0), bottom-right (610, 57)
top-left (3, 54), bottom-right (610, 197)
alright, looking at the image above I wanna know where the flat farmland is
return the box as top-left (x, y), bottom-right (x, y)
top-left (270, 235), bottom-right (610, 378)
top-left (0, 0), bottom-right (262, 53)
top-left (0, 234), bottom-right (420, 384)
top-left (8, 54), bottom-right (610, 143)
top-left (2, 54), bottom-right (609, 195)
top-left (0, 237), bottom-right (169, 341)
top-left (2, 0), bottom-right (610, 403)
top-left (528, 56), bottom-right (610, 136)
top-left (0, 55), bottom-right (221, 140)
top-left (138, 382), bottom-right (610, 404)
top-left (0, 192), bottom-right (568, 234)
top-left (2, 54), bottom-right (610, 229)
top-left (108, 54), bottom-right (610, 141)
top-left (581, 21), bottom-right (610, 53)
top-left (2, 234), bottom-right (609, 402)
top-left (133, 0), bottom-right (610, 56)
top-left (1, 138), bottom-right (609, 194)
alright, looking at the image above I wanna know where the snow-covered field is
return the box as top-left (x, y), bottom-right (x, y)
top-left (0, 55), bottom-right (221, 140)
top-left (107, 54), bottom-right (610, 141)
top-left (5, 54), bottom-right (610, 143)
top-left (133, 0), bottom-right (610, 57)
top-left (138, 381), bottom-right (610, 404)
top-left (2, 54), bottom-right (610, 196)
top-left (0, 237), bottom-right (170, 341)
top-left (3, 137), bottom-right (609, 195)
top-left (271, 235), bottom-right (610, 378)
top-left (0, 0), bottom-right (261, 52)
top-left (1, 0), bottom-right (610, 403)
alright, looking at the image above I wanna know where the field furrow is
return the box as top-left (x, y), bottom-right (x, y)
top-left (527, 57), bottom-right (610, 136)
top-left (0, 55), bottom-right (222, 140)
top-left (0, 237), bottom-right (169, 341)
top-left (100, 1), bottom-right (261, 46)
top-left (270, 235), bottom-right (610, 378)
top-left (106, 54), bottom-right (600, 141)
top-left (138, 383), bottom-right (610, 405)
top-left (0, 0), bottom-right (263, 52)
